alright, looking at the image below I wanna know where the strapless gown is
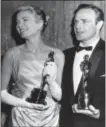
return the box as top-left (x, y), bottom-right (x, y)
top-left (9, 46), bottom-right (60, 127)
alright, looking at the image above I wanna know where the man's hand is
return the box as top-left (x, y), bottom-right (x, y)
top-left (72, 104), bottom-right (100, 119)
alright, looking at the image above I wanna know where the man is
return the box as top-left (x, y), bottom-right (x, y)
top-left (60, 4), bottom-right (105, 127)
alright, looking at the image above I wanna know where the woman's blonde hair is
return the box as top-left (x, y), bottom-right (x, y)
top-left (15, 5), bottom-right (49, 33)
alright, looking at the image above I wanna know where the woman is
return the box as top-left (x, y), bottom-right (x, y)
top-left (1, 5), bottom-right (64, 127)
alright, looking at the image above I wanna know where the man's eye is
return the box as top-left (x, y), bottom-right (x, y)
top-left (16, 20), bottom-right (19, 23)
top-left (74, 20), bottom-right (78, 24)
top-left (82, 19), bottom-right (90, 23)
top-left (74, 20), bottom-right (78, 23)
top-left (24, 19), bottom-right (29, 21)
top-left (16, 21), bottom-right (20, 25)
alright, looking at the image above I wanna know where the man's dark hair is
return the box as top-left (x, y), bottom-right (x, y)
top-left (74, 4), bottom-right (104, 22)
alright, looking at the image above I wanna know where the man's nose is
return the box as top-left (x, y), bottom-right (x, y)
top-left (75, 21), bottom-right (83, 30)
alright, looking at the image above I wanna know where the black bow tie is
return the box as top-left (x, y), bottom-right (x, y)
top-left (76, 46), bottom-right (92, 52)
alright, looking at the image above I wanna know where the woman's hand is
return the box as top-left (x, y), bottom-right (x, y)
top-left (43, 61), bottom-right (62, 101)
top-left (43, 61), bottom-right (57, 85)
top-left (1, 90), bottom-right (49, 111)
top-left (72, 104), bottom-right (100, 119)
top-left (19, 100), bottom-right (49, 111)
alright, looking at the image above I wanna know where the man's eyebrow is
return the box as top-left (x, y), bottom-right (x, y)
top-left (17, 16), bottom-right (29, 20)
top-left (74, 18), bottom-right (90, 21)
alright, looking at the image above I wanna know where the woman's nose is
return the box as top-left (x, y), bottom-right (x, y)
top-left (17, 21), bottom-right (23, 28)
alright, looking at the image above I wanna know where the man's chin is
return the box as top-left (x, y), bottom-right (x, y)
top-left (76, 36), bottom-right (87, 42)
top-left (76, 38), bottom-right (83, 42)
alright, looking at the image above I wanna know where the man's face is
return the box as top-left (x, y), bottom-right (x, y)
top-left (74, 9), bottom-right (97, 42)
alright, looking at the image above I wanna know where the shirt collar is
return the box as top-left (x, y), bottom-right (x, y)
top-left (79, 37), bottom-right (100, 51)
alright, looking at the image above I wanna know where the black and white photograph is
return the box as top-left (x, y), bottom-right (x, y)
top-left (1, 1), bottom-right (105, 127)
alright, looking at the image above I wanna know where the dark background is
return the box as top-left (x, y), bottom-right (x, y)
top-left (1, 1), bottom-right (105, 56)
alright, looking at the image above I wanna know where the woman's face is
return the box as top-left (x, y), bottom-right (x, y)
top-left (16, 10), bottom-right (43, 39)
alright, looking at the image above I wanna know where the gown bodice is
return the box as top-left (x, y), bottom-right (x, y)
top-left (11, 46), bottom-right (50, 99)
top-left (9, 45), bottom-right (60, 127)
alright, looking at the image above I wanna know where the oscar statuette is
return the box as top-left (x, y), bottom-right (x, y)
top-left (77, 54), bottom-right (91, 109)
top-left (26, 51), bottom-right (54, 105)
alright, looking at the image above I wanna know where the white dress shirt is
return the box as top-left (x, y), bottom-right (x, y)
top-left (73, 37), bottom-right (100, 95)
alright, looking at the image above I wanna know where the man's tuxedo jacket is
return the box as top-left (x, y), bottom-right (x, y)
top-left (60, 39), bottom-right (105, 127)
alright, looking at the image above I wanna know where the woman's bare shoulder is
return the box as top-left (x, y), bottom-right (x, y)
top-left (3, 45), bottom-right (24, 60)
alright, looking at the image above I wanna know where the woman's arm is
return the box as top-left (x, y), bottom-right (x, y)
top-left (1, 49), bottom-right (26, 106)
top-left (1, 49), bottom-right (13, 91)
top-left (1, 49), bottom-right (45, 109)
top-left (44, 50), bottom-right (65, 101)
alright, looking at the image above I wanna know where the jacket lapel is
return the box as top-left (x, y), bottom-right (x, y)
top-left (67, 48), bottom-right (76, 98)
top-left (71, 49), bottom-right (76, 101)
top-left (88, 39), bottom-right (104, 80)
top-left (66, 48), bottom-right (76, 103)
